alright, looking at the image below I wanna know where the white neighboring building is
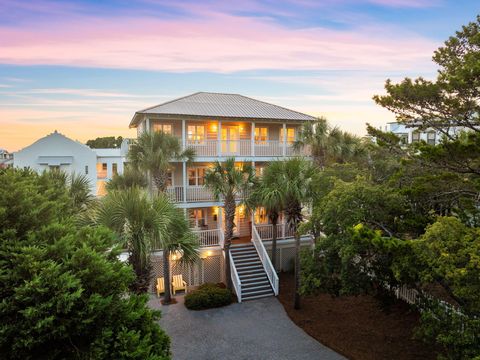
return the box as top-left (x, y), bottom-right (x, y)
top-left (13, 131), bottom-right (128, 196)
top-left (384, 122), bottom-right (468, 145)
top-left (0, 149), bottom-right (13, 168)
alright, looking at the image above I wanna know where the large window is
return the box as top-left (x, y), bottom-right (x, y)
top-left (255, 127), bottom-right (268, 144)
top-left (97, 163), bottom-right (107, 178)
top-left (188, 167), bottom-right (206, 186)
top-left (412, 131), bottom-right (421, 143)
top-left (153, 123), bottom-right (172, 134)
top-left (427, 131), bottom-right (436, 145)
top-left (187, 125), bottom-right (205, 143)
top-left (189, 209), bottom-right (206, 228)
top-left (280, 128), bottom-right (296, 143)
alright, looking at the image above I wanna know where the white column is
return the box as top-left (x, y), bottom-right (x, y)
top-left (282, 123), bottom-right (287, 157)
top-left (217, 120), bottom-right (222, 156)
top-left (218, 207), bottom-right (223, 231)
top-left (182, 119), bottom-right (186, 149)
top-left (251, 122), bottom-right (255, 157)
top-left (182, 162), bottom-right (187, 202)
top-left (146, 117), bottom-right (150, 133)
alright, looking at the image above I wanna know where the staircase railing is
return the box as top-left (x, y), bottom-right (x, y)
top-left (252, 225), bottom-right (279, 295)
top-left (229, 251), bottom-right (242, 303)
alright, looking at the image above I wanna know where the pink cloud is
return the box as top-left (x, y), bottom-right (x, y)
top-left (0, 11), bottom-right (438, 73)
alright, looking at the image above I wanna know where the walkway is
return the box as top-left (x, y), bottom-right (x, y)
top-left (148, 295), bottom-right (345, 360)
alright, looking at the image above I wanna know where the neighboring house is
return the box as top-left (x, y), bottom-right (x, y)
top-left (384, 122), bottom-right (468, 145)
top-left (0, 149), bottom-right (13, 168)
top-left (129, 92), bottom-right (315, 301)
top-left (13, 130), bottom-right (128, 196)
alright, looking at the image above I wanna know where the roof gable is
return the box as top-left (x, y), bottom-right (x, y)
top-left (130, 92), bottom-right (316, 127)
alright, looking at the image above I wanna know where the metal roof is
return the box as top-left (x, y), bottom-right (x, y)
top-left (130, 92), bottom-right (316, 127)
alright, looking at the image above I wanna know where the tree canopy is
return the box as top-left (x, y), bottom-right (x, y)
top-left (86, 136), bottom-right (124, 148)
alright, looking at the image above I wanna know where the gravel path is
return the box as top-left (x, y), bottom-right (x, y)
top-left (149, 295), bottom-right (346, 360)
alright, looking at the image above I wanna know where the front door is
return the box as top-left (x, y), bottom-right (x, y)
top-left (221, 126), bottom-right (239, 155)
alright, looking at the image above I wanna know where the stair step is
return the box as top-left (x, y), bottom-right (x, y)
top-left (242, 289), bottom-right (274, 301)
top-left (231, 244), bottom-right (254, 249)
top-left (241, 274), bottom-right (268, 282)
top-left (232, 253), bottom-right (258, 259)
top-left (235, 258), bottom-right (261, 265)
top-left (239, 272), bottom-right (268, 279)
top-left (236, 266), bottom-right (263, 274)
top-left (242, 280), bottom-right (270, 288)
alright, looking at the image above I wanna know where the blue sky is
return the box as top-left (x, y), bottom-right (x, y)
top-left (0, 0), bottom-right (478, 150)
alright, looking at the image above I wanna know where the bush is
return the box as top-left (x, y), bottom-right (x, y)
top-left (184, 283), bottom-right (233, 310)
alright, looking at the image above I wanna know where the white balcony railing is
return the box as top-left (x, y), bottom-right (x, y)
top-left (192, 228), bottom-right (222, 247)
top-left (166, 186), bottom-right (183, 202)
top-left (185, 139), bottom-right (309, 157)
top-left (187, 186), bottom-right (215, 202)
top-left (252, 224), bottom-right (279, 295)
top-left (254, 223), bottom-right (295, 240)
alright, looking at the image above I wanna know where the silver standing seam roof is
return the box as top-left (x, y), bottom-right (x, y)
top-left (129, 92), bottom-right (316, 128)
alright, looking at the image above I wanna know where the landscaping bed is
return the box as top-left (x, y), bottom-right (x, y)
top-left (278, 273), bottom-right (438, 360)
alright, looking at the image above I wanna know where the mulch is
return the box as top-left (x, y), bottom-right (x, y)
top-left (278, 273), bottom-right (438, 360)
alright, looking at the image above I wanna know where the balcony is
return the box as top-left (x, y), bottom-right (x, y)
top-left (166, 185), bottom-right (247, 203)
top-left (192, 228), bottom-right (223, 248)
top-left (254, 223), bottom-right (295, 240)
top-left (186, 140), bottom-right (309, 158)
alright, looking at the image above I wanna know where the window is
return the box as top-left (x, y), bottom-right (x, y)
top-left (187, 125), bottom-right (205, 143)
top-left (412, 131), bottom-right (421, 143)
top-left (112, 163), bottom-right (118, 176)
top-left (398, 133), bottom-right (408, 145)
top-left (153, 123), bottom-right (172, 134)
top-left (166, 170), bottom-right (173, 187)
top-left (188, 167), bottom-right (206, 186)
top-left (97, 163), bottom-right (107, 178)
top-left (427, 131), bottom-right (436, 145)
top-left (254, 127), bottom-right (268, 144)
top-left (85, 165), bottom-right (89, 175)
top-left (189, 209), bottom-right (206, 228)
top-left (254, 207), bottom-right (268, 224)
top-left (280, 128), bottom-right (296, 143)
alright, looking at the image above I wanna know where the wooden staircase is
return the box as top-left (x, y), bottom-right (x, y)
top-left (230, 243), bottom-right (274, 301)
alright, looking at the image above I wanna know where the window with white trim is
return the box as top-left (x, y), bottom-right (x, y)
top-left (254, 127), bottom-right (268, 144)
top-left (280, 128), bottom-right (296, 143)
top-left (187, 125), bottom-right (205, 143)
top-left (188, 167), bottom-right (206, 186)
top-left (412, 131), bottom-right (421, 143)
top-left (427, 131), bottom-right (436, 145)
top-left (153, 123), bottom-right (172, 134)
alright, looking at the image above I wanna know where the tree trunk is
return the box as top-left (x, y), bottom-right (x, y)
top-left (224, 194), bottom-right (236, 290)
top-left (163, 250), bottom-right (172, 304)
top-left (153, 170), bottom-right (169, 193)
top-left (294, 228), bottom-right (301, 310)
top-left (270, 213), bottom-right (279, 271)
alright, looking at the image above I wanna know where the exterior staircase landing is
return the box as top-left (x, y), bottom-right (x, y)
top-left (230, 243), bottom-right (274, 301)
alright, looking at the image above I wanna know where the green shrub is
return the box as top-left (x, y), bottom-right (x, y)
top-left (184, 283), bottom-right (233, 310)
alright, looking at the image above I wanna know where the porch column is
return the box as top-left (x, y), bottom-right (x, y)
top-left (182, 119), bottom-right (186, 150)
top-left (145, 117), bottom-right (150, 133)
top-left (182, 162), bottom-right (187, 203)
top-left (217, 120), bottom-right (222, 156)
top-left (282, 123), bottom-right (287, 157)
top-left (251, 122), bottom-right (255, 156)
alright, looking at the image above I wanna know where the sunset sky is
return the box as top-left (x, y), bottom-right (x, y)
top-left (0, 0), bottom-right (478, 151)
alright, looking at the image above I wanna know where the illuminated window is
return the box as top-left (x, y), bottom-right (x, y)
top-left (427, 131), bottom-right (436, 145)
top-left (188, 167), bottom-right (206, 186)
top-left (189, 209), bottom-right (206, 228)
top-left (412, 131), bottom-right (421, 143)
top-left (97, 180), bottom-right (107, 196)
top-left (187, 125), bottom-right (205, 143)
top-left (153, 123), bottom-right (172, 134)
top-left (254, 207), bottom-right (268, 224)
top-left (280, 128), bottom-right (296, 143)
top-left (97, 163), bottom-right (107, 178)
top-left (255, 127), bottom-right (268, 144)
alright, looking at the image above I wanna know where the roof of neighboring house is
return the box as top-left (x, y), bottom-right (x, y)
top-left (129, 92), bottom-right (316, 127)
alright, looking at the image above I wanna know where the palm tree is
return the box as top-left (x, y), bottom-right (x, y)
top-left (106, 165), bottom-right (147, 191)
top-left (152, 197), bottom-right (199, 304)
top-left (94, 187), bottom-right (198, 297)
top-left (128, 131), bottom-right (195, 193)
top-left (204, 158), bottom-right (255, 289)
top-left (44, 169), bottom-right (94, 210)
top-left (267, 158), bottom-right (314, 309)
top-left (293, 117), bottom-right (363, 168)
top-left (246, 164), bottom-right (285, 271)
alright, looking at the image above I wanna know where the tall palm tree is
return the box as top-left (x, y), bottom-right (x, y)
top-left (92, 188), bottom-right (199, 298)
top-left (267, 158), bottom-right (314, 309)
top-left (204, 158), bottom-right (255, 289)
top-left (152, 197), bottom-right (199, 304)
top-left (293, 117), bottom-right (363, 168)
top-left (246, 163), bottom-right (285, 271)
top-left (128, 131), bottom-right (195, 193)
